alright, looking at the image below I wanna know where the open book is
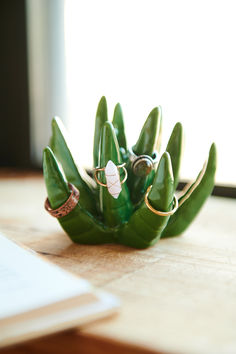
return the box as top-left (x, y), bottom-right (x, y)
top-left (0, 233), bottom-right (119, 348)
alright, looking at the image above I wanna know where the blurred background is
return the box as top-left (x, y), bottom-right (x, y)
top-left (1, 0), bottom-right (236, 192)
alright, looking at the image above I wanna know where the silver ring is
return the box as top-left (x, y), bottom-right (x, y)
top-left (129, 147), bottom-right (158, 177)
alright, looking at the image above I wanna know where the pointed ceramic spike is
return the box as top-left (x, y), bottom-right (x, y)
top-left (43, 147), bottom-right (70, 210)
top-left (161, 143), bottom-right (217, 238)
top-left (99, 122), bottom-right (132, 226)
top-left (148, 152), bottom-right (175, 212)
top-left (118, 152), bottom-right (175, 249)
top-left (43, 150), bottom-right (114, 245)
top-left (99, 121), bottom-right (121, 168)
top-left (133, 106), bottom-right (161, 155)
top-left (127, 106), bottom-right (162, 206)
top-left (50, 117), bottom-right (79, 182)
top-left (50, 117), bottom-right (97, 215)
top-left (112, 103), bottom-right (127, 150)
top-left (93, 96), bottom-right (108, 167)
top-left (50, 117), bottom-right (90, 187)
top-left (156, 106), bottom-right (162, 152)
top-left (166, 122), bottom-right (183, 190)
top-left (105, 160), bottom-right (122, 199)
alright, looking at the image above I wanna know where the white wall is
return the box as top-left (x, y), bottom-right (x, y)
top-left (65, 0), bottom-right (236, 185)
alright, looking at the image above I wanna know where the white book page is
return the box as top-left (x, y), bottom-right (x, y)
top-left (0, 233), bottom-right (91, 319)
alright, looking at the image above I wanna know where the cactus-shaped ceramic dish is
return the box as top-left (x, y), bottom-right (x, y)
top-left (43, 97), bottom-right (217, 249)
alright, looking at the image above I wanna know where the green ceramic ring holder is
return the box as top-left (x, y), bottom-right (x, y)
top-left (43, 97), bottom-right (217, 249)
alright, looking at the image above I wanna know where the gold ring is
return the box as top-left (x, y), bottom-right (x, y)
top-left (94, 163), bottom-right (127, 187)
top-left (144, 185), bottom-right (178, 216)
top-left (45, 183), bottom-right (80, 218)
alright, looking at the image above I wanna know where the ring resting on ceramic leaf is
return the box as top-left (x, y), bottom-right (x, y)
top-left (129, 147), bottom-right (158, 177)
top-left (94, 162), bottom-right (127, 187)
top-left (45, 183), bottom-right (80, 218)
top-left (144, 185), bottom-right (178, 216)
top-left (94, 161), bottom-right (128, 199)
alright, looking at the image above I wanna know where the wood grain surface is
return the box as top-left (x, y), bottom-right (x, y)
top-left (0, 173), bottom-right (236, 354)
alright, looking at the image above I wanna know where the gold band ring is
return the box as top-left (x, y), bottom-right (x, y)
top-left (45, 183), bottom-right (80, 218)
top-left (144, 185), bottom-right (178, 216)
top-left (94, 163), bottom-right (127, 187)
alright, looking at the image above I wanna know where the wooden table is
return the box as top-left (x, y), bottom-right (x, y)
top-left (0, 172), bottom-right (236, 354)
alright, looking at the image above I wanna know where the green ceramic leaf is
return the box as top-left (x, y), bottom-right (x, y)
top-left (112, 103), bottom-right (127, 151)
top-left (162, 143), bottom-right (217, 237)
top-left (166, 122), bottom-right (183, 190)
top-left (50, 117), bottom-right (97, 215)
top-left (93, 96), bottom-right (108, 168)
top-left (99, 122), bottom-right (133, 227)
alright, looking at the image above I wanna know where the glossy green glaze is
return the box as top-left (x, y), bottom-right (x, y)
top-left (44, 147), bottom-right (114, 244)
top-left (127, 107), bottom-right (162, 205)
top-left (50, 117), bottom-right (97, 215)
top-left (166, 122), bottom-right (183, 190)
top-left (93, 96), bottom-right (108, 168)
top-left (99, 122), bottom-right (133, 227)
top-left (118, 152), bottom-right (174, 248)
top-left (112, 103), bottom-right (127, 151)
top-left (43, 97), bottom-right (217, 249)
top-left (133, 107), bottom-right (161, 155)
top-left (161, 143), bottom-right (217, 238)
